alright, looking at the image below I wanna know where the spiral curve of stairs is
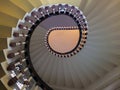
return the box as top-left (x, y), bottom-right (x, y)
top-left (0, 0), bottom-right (120, 90)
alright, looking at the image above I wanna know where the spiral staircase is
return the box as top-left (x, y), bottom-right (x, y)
top-left (0, 0), bottom-right (120, 90)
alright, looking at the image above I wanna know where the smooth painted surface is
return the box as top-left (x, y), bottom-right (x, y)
top-left (48, 30), bottom-right (79, 53)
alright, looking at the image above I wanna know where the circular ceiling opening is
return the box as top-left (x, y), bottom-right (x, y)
top-left (47, 27), bottom-right (80, 54)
